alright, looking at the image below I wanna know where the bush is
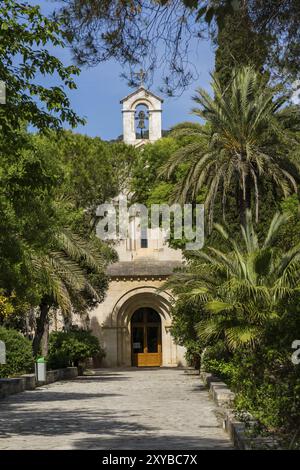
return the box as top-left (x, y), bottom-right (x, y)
top-left (201, 341), bottom-right (236, 382)
top-left (47, 329), bottom-right (105, 369)
top-left (170, 301), bottom-right (205, 368)
top-left (202, 344), bottom-right (300, 447)
top-left (0, 293), bottom-right (14, 320)
top-left (183, 340), bottom-right (203, 368)
top-left (0, 327), bottom-right (34, 378)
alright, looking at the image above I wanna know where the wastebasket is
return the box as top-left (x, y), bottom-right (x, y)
top-left (36, 356), bottom-right (47, 383)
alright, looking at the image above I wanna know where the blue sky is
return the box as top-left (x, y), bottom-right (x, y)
top-left (36, 1), bottom-right (215, 140)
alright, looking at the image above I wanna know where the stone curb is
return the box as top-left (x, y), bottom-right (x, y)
top-left (184, 367), bottom-right (200, 376)
top-left (200, 370), bottom-right (251, 449)
top-left (200, 370), bottom-right (279, 450)
top-left (0, 367), bottom-right (78, 399)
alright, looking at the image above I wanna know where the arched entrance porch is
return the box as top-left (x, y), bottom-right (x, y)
top-left (111, 286), bottom-right (180, 367)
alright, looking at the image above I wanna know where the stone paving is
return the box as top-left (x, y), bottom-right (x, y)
top-left (0, 368), bottom-right (233, 450)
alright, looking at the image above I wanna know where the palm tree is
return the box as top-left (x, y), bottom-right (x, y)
top-left (165, 211), bottom-right (300, 351)
top-left (160, 67), bottom-right (298, 229)
top-left (31, 228), bottom-right (112, 356)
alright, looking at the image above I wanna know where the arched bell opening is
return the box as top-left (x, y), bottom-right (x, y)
top-left (134, 103), bottom-right (149, 139)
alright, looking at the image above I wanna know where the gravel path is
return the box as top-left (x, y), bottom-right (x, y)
top-left (0, 368), bottom-right (233, 450)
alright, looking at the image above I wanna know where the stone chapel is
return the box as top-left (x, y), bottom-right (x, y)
top-left (90, 85), bottom-right (186, 368)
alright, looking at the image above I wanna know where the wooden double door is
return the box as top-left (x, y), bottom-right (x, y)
top-left (131, 308), bottom-right (162, 367)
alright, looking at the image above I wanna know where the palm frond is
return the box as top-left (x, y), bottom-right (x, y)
top-left (225, 325), bottom-right (262, 351)
top-left (57, 228), bottom-right (105, 272)
top-left (263, 212), bottom-right (290, 248)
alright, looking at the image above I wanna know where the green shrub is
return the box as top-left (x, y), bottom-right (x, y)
top-left (184, 340), bottom-right (203, 368)
top-left (202, 344), bottom-right (300, 447)
top-left (202, 357), bottom-right (239, 384)
top-left (230, 351), bottom-right (300, 435)
top-left (201, 341), bottom-right (237, 383)
top-left (0, 327), bottom-right (34, 378)
top-left (170, 301), bottom-right (205, 368)
top-left (47, 329), bottom-right (105, 369)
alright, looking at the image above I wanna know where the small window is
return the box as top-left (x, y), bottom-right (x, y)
top-left (147, 326), bottom-right (159, 353)
top-left (147, 309), bottom-right (160, 323)
top-left (131, 309), bottom-right (144, 323)
top-left (141, 227), bottom-right (148, 248)
top-left (132, 327), bottom-right (144, 353)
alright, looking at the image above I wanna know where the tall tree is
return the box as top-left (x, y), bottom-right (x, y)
top-left (160, 67), bottom-right (298, 228)
top-left (31, 228), bottom-right (114, 356)
top-left (0, 129), bottom-right (60, 304)
top-left (52, 131), bottom-right (136, 225)
top-left (250, 0), bottom-right (300, 86)
top-left (200, 1), bottom-right (300, 89)
top-left (57, 0), bottom-right (300, 94)
top-left (0, 129), bottom-right (119, 354)
top-left (214, 5), bottom-right (270, 89)
top-left (0, 0), bottom-right (83, 132)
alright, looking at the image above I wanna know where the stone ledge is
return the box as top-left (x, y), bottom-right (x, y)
top-left (223, 409), bottom-right (279, 450)
top-left (184, 367), bottom-right (200, 376)
top-left (200, 371), bottom-right (221, 387)
top-left (223, 408), bottom-right (251, 450)
top-left (107, 259), bottom-right (182, 277)
top-left (200, 370), bottom-right (250, 449)
top-left (210, 381), bottom-right (236, 406)
top-left (200, 371), bottom-right (235, 406)
top-left (0, 377), bottom-right (26, 399)
top-left (20, 374), bottom-right (36, 390)
top-left (44, 367), bottom-right (78, 385)
top-left (0, 367), bottom-right (78, 399)
top-left (200, 369), bottom-right (279, 450)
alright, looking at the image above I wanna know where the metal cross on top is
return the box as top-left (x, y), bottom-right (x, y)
top-left (135, 68), bottom-right (146, 87)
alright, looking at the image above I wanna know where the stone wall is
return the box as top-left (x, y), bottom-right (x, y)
top-left (0, 367), bottom-right (78, 400)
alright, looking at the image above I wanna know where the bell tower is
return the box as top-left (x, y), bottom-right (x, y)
top-left (121, 81), bottom-right (163, 146)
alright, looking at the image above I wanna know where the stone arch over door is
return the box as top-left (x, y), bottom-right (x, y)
top-left (111, 286), bottom-right (177, 367)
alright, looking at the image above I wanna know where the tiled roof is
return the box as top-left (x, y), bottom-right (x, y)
top-left (107, 259), bottom-right (182, 277)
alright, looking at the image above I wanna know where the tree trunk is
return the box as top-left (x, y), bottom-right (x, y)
top-left (245, 174), bottom-right (252, 212)
top-left (237, 177), bottom-right (252, 227)
top-left (32, 300), bottom-right (50, 357)
top-left (40, 320), bottom-right (49, 357)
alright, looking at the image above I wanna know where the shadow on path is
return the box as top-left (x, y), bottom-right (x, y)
top-left (0, 391), bottom-right (122, 404)
top-left (0, 368), bottom-right (233, 450)
top-left (0, 408), bottom-right (153, 439)
top-left (72, 434), bottom-right (233, 450)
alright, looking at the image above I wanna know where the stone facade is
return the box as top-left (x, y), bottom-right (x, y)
top-left (90, 222), bottom-right (185, 367)
top-left (90, 267), bottom-right (186, 368)
top-left (89, 86), bottom-right (186, 368)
